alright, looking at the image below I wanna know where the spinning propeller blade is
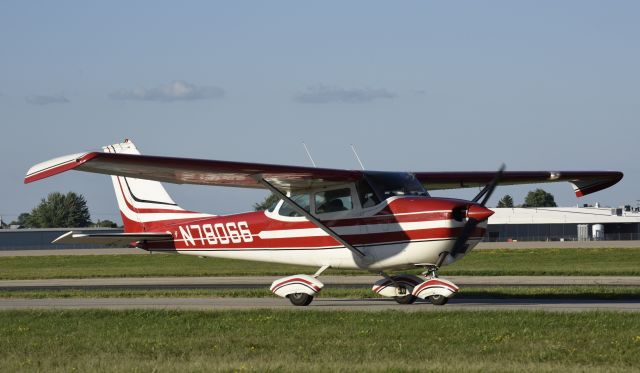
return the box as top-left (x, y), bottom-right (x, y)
top-left (435, 165), bottom-right (504, 268)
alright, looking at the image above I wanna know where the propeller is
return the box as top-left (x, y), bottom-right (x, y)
top-left (435, 164), bottom-right (505, 268)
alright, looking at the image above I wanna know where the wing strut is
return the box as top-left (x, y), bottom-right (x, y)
top-left (257, 177), bottom-right (365, 257)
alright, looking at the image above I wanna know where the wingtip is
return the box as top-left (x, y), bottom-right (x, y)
top-left (24, 152), bottom-right (98, 184)
top-left (572, 171), bottom-right (624, 198)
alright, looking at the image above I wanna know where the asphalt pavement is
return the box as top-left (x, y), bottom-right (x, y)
top-left (0, 297), bottom-right (638, 312)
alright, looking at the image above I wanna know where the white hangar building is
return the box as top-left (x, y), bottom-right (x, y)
top-left (486, 205), bottom-right (640, 242)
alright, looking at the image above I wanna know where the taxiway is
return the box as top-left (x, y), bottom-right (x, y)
top-left (0, 297), bottom-right (638, 312)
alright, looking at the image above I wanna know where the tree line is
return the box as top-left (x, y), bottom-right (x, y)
top-left (496, 189), bottom-right (557, 208)
top-left (8, 192), bottom-right (118, 229)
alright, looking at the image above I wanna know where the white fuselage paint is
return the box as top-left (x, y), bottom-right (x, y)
top-left (175, 236), bottom-right (483, 270)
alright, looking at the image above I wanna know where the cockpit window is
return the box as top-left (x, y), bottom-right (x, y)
top-left (364, 172), bottom-right (429, 200)
top-left (315, 188), bottom-right (353, 214)
top-left (278, 193), bottom-right (310, 217)
top-left (356, 179), bottom-right (380, 208)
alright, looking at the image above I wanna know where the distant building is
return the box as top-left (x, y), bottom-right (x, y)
top-left (0, 228), bottom-right (124, 250)
top-left (487, 205), bottom-right (640, 242)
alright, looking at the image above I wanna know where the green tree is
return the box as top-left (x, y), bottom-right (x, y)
top-left (496, 194), bottom-right (514, 208)
top-left (523, 189), bottom-right (557, 207)
top-left (253, 194), bottom-right (279, 211)
top-left (28, 192), bottom-right (92, 228)
top-left (11, 212), bottom-right (33, 227)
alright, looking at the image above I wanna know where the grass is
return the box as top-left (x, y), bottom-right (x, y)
top-left (1, 248), bottom-right (639, 279)
top-left (1, 309), bottom-right (639, 372)
top-left (445, 247), bottom-right (640, 276)
top-left (1, 286), bottom-right (639, 300)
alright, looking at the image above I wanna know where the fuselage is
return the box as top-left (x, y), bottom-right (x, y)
top-left (139, 196), bottom-right (488, 270)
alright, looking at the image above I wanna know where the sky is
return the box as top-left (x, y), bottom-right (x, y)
top-left (1, 1), bottom-right (639, 224)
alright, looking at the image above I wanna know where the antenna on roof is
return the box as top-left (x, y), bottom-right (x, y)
top-left (302, 142), bottom-right (317, 168)
top-left (350, 144), bottom-right (365, 170)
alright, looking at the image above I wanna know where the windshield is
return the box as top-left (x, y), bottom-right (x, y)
top-left (278, 193), bottom-right (310, 217)
top-left (364, 172), bottom-right (429, 200)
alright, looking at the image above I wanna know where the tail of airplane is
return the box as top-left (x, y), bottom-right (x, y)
top-left (105, 140), bottom-right (212, 233)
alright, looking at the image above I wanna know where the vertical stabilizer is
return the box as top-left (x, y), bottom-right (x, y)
top-left (105, 140), bottom-right (212, 232)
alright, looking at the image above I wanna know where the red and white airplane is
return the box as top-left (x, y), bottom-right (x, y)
top-left (25, 140), bottom-right (622, 306)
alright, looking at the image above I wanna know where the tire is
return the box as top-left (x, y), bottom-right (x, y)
top-left (287, 293), bottom-right (314, 306)
top-left (430, 294), bottom-right (449, 306)
top-left (393, 294), bottom-right (417, 304)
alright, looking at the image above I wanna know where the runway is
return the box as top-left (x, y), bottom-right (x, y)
top-left (1, 275), bottom-right (639, 291)
top-left (1, 276), bottom-right (638, 312)
top-left (1, 296), bottom-right (638, 312)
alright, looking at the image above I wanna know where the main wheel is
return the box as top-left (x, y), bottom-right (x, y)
top-left (430, 294), bottom-right (449, 306)
top-left (287, 293), bottom-right (314, 306)
top-left (393, 294), bottom-right (417, 304)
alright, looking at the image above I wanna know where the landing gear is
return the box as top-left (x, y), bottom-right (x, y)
top-left (372, 274), bottom-right (422, 304)
top-left (271, 266), bottom-right (328, 306)
top-left (394, 294), bottom-right (417, 305)
top-left (429, 294), bottom-right (449, 306)
top-left (372, 270), bottom-right (458, 306)
top-left (410, 267), bottom-right (459, 305)
top-left (287, 293), bottom-right (314, 306)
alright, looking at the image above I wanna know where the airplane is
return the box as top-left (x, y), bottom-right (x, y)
top-left (25, 140), bottom-right (623, 306)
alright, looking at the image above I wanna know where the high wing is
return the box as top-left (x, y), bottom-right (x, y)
top-left (25, 150), bottom-right (361, 191)
top-left (25, 145), bottom-right (622, 197)
top-left (414, 170), bottom-right (623, 197)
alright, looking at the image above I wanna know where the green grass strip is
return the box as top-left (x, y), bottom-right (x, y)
top-left (1, 286), bottom-right (639, 300)
top-left (1, 248), bottom-right (639, 279)
top-left (1, 309), bottom-right (639, 372)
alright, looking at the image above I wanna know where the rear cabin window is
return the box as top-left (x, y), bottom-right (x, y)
top-left (278, 194), bottom-right (310, 217)
top-left (315, 188), bottom-right (353, 214)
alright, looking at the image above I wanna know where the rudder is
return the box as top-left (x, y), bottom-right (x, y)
top-left (105, 140), bottom-right (212, 232)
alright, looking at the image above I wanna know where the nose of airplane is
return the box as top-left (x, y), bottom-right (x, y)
top-left (466, 204), bottom-right (494, 222)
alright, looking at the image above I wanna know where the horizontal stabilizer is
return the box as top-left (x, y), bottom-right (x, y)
top-left (53, 231), bottom-right (173, 246)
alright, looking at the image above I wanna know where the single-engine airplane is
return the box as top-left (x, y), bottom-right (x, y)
top-left (25, 140), bottom-right (622, 306)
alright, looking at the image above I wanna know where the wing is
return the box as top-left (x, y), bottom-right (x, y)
top-left (414, 171), bottom-right (623, 197)
top-left (24, 149), bottom-right (362, 191)
top-left (25, 143), bottom-right (622, 197)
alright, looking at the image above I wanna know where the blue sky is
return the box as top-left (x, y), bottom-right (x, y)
top-left (1, 1), bottom-right (638, 223)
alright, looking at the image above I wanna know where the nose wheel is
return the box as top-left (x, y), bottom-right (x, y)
top-left (407, 267), bottom-right (459, 305)
top-left (394, 293), bottom-right (417, 304)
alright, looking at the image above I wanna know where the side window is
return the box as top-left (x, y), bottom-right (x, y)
top-left (315, 188), bottom-right (353, 214)
top-left (357, 179), bottom-right (380, 208)
top-left (278, 194), bottom-right (310, 217)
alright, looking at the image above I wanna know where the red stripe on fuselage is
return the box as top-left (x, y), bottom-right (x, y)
top-left (133, 197), bottom-right (485, 251)
top-left (165, 226), bottom-right (485, 251)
